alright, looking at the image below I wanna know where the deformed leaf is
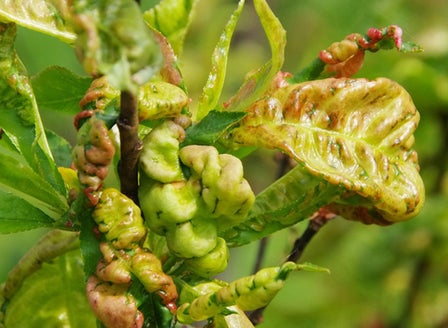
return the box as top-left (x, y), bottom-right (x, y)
top-left (0, 0), bottom-right (75, 43)
top-left (144, 0), bottom-right (199, 56)
top-left (31, 66), bottom-right (92, 115)
top-left (73, 0), bottom-right (162, 89)
top-left (224, 0), bottom-right (286, 112)
top-left (225, 77), bottom-right (424, 225)
top-left (195, 0), bottom-right (245, 121)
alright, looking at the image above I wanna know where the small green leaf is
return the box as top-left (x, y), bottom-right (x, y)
top-left (45, 129), bottom-right (72, 168)
top-left (0, 0), bottom-right (76, 43)
top-left (195, 0), bottom-right (245, 121)
top-left (183, 110), bottom-right (247, 146)
top-left (3, 249), bottom-right (97, 328)
top-left (144, 0), bottom-right (199, 56)
top-left (0, 190), bottom-right (54, 233)
top-left (31, 66), bottom-right (92, 115)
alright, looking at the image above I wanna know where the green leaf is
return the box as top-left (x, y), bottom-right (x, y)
top-left (144, 0), bottom-right (199, 56)
top-left (0, 190), bottom-right (55, 233)
top-left (221, 165), bottom-right (343, 246)
top-left (0, 148), bottom-right (68, 222)
top-left (195, 0), bottom-right (245, 121)
top-left (31, 66), bottom-right (92, 115)
top-left (2, 249), bottom-right (97, 328)
top-left (183, 110), bottom-right (247, 146)
top-left (0, 0), bottom-right (76, 43)
top-left (0, 23), bottom-right (68, 232)
top-left (73, 0), bottom-right (162, 90)
top-left (45, 129), bottom-right (72, 168)
top-left (224, 0), bottom-right (286, 112)
top-left (224, 77), bottom-right (425, 226)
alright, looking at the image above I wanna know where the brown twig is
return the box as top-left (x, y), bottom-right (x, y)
top-left (117, 90), bottom-right (142, 204)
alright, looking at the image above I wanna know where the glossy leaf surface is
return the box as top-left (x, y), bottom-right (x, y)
top-left (195, 0), bottom-right (245, 121)
top-left (73, 0), bottom-right (162, 89)
top-left (144, 0), bottom-right (199, 56)
top-left (0, 0), bottom-right (75, 43)
top-left (226, 77), bottom-right (424, 225)
top-left (0, 23), bottom-right (68, 233)
top-left (3, 249), bottom-right (96, 328)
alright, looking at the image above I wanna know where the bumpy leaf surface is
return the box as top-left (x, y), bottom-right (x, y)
top-left (0, 0), bottom-right (75, 43)
top-left (226, 77), bottom-right (424, 225)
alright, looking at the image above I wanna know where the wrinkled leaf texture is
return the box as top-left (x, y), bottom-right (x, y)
top-left (0, 0), bottom-right (75, 43)
top-left (226, 77), bottom-right (424, 227)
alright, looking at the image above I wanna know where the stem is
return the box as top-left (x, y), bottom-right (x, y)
top-left (286, 208), bottom-right (336, 263)
top-left (1, 230), bottom-right (80, 300)
top-left (117, 90), bottom-right (142, 204)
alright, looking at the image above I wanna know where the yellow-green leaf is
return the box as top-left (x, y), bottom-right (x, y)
top-left (225, 77), bottom-right (425, 224)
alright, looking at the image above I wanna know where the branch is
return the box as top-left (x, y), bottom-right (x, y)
top-left (117, 90), bottom-right (142, 204)
top-left (286, 207), bottom-right (336, 262)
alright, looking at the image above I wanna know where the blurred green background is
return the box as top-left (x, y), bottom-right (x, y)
top-left (1, 0), bottom-right (448, 327)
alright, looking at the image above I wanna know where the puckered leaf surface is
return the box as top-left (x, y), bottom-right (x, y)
top-left (225, 77), bottom-right (424, 225)
top-left (0, 0), bottom-right (75, 43)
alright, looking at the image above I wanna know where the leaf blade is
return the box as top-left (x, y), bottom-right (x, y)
top-left (224, 78), bottom-right (425, 225)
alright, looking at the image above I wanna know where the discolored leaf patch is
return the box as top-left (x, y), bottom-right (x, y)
top-left (225, 77), bottom-right (424, 224)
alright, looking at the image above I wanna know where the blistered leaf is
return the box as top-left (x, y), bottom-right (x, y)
top-left (2, 249), bottom-right (96, 328)
top-left (225, 78), bottom-right (424, 225)
top-left (0, 0), bottom-right (75, 43)
top-left (195, 0), bottom-right (245, 121)
top-left (144, 0), bottom-right (199, 56)
top-left (31, 66), bottom-right (92, 114)
top-left (224, 0), bottom-right (286, 112)
top-left (73, 0), bottom-right (162, 90)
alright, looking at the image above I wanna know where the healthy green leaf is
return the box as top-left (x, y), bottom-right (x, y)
top-left (195, 0), bottom-right (245, 121)
top-left (2, 249), bottom-right (97, 328)
top-left (0, 190), bottom-right (55, 233)
top-left (0, 0), bottom-right (76, 43)
top-left (0, 148), bottom-right (68, 222)
top-left (224, 0), bottom-right (286, 112)
top-left (183, 110), bottom-right (247, 146)
top-left (73, 0), bottom-right (162, 90)
top-left (221, 165), bottom-right (343, 246)
top-left (31, 66), bottom-right (92, 114)
top-left (224, 77), bottom-right (425, 226)
top-left (144, 0), bottom-right (199, 56)
top-left (45, 129), bottom-right (72, 168)
top-left (0, 23), bottom-right (68, 232)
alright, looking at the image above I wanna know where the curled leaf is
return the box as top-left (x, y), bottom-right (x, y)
top-left (0, 0), bottom-right (75, 43)
top-left (225, 77), bottom-right (424, 225)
